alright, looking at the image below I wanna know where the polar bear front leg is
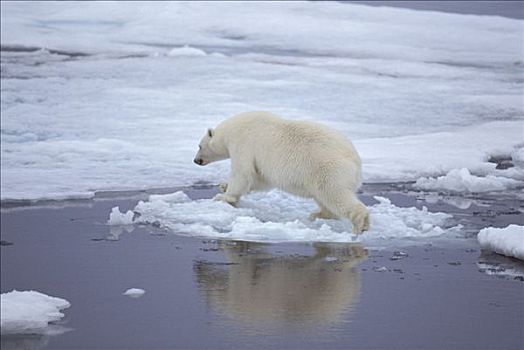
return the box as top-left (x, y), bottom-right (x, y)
top-left (214, 157), bottom-right (254, 206)
top-left (214, 174), bottom-right (250, 206)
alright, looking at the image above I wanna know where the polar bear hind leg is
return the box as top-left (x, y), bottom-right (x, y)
top-left (314, 188), bottom-right (370, 235)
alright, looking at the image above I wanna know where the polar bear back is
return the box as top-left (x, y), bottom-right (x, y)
top-left (216, 112), bottom-right (362, 196)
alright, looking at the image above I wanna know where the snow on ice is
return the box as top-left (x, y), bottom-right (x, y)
top-left (477, 225), bottom-right (524, 260)
top-left (512, 147), bottom-right (524, 167)
top-left (126, 190), bottom-right (458, 243)
top-left (1, 2), bottom-right (523, 201)
top-left (168, 45), bottom-right (207, 57)
top-left (0, 290), bottom-right (71, 335)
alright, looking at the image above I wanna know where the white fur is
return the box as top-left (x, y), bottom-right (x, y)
top-left (194, 112), bottom-right (370, 234)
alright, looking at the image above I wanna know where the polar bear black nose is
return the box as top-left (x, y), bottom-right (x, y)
top-left (194, 158), bottom-right (203, 165)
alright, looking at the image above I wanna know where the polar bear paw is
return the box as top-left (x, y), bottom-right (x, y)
top-left (213, 193), bottom-right (238, 207)
top-left (350, 205), bottom-right (370, 235)
top-left (219, 183), bottom-right (228, 193)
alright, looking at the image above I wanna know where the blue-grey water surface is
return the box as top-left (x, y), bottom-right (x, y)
top-left (1, 185), bottom-right (523, 349)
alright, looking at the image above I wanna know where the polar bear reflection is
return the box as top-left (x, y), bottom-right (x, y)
top-left (194, 242), bottom-right (367, 327)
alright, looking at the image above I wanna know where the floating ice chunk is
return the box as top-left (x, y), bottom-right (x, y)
top-left (414, 168), bottom-right (522, 193)
top-left (390, 251), bottom-right (408, 260)
top-left (0, 290), bottom-right (71, 335)
top-left (123, 288), bottom-right (146, 298)
top-left (477, 225), bottom-right (524, 261)
top-left (324, 257), bottom-right (338, 262)
top-left (443, 197), bottom-right (474, 210)
top-left (108, 206), bottom-right (134, 225)
top-left (368, 196), bottom-right (453, 239)
top-left (148, 191), bottom-right (191, 203)
top-left (168, 45), bottom-right (207, 57)
top-left (373, 266), bottom-right (388, 272)
top-left (132, 190), bottom-right (457, 243)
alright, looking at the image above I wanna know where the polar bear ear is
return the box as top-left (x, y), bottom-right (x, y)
top-left (207, 128), bottom-right (214, 138)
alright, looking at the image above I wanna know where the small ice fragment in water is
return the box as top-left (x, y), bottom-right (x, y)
top-left (108, 206), bottom-right (134, 225)
top-left (324, 256), bottom-right (338, 262)
top-left (123, 288), bottom-right (145, 298)
top-left (390, 251), bottom-right (409, 260)
top-left (374, 266), bottom-right (388, 272)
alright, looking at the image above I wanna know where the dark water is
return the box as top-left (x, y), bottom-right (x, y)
top-left (1, 186), bottom-right (523, 349)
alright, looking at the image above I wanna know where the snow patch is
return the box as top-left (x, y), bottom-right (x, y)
top-left (0, 290), bottom-right (71, 335)
top-left (512, 147), bottom-right (524, 167)
top-left (477, 225), bottom-right (524, 260)
top-left (168, 45), bottom-right (207, 57)
top-left (131, 190), bottom-right (457, 243)
top-left (414, 168), bottom-right (522, 193)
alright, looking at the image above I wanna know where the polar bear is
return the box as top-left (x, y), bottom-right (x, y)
top-left (193, 111), bottom-right (370, 234)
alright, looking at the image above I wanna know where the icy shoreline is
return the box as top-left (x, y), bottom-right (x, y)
top-left (1, 119), bottom-right (522, 202)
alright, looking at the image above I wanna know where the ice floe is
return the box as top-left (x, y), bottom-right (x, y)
top-left (414, 168), bottom-right (522, 193)
top-left (477, 225), bottom-right (524, 260)
top-left (129, 190), bottom-right (458, 243)
top-left (0, 290), bottom-right (71, 335)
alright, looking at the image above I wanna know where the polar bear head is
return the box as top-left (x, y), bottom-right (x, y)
top-left (194, 128), bottom-right (229, 166)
